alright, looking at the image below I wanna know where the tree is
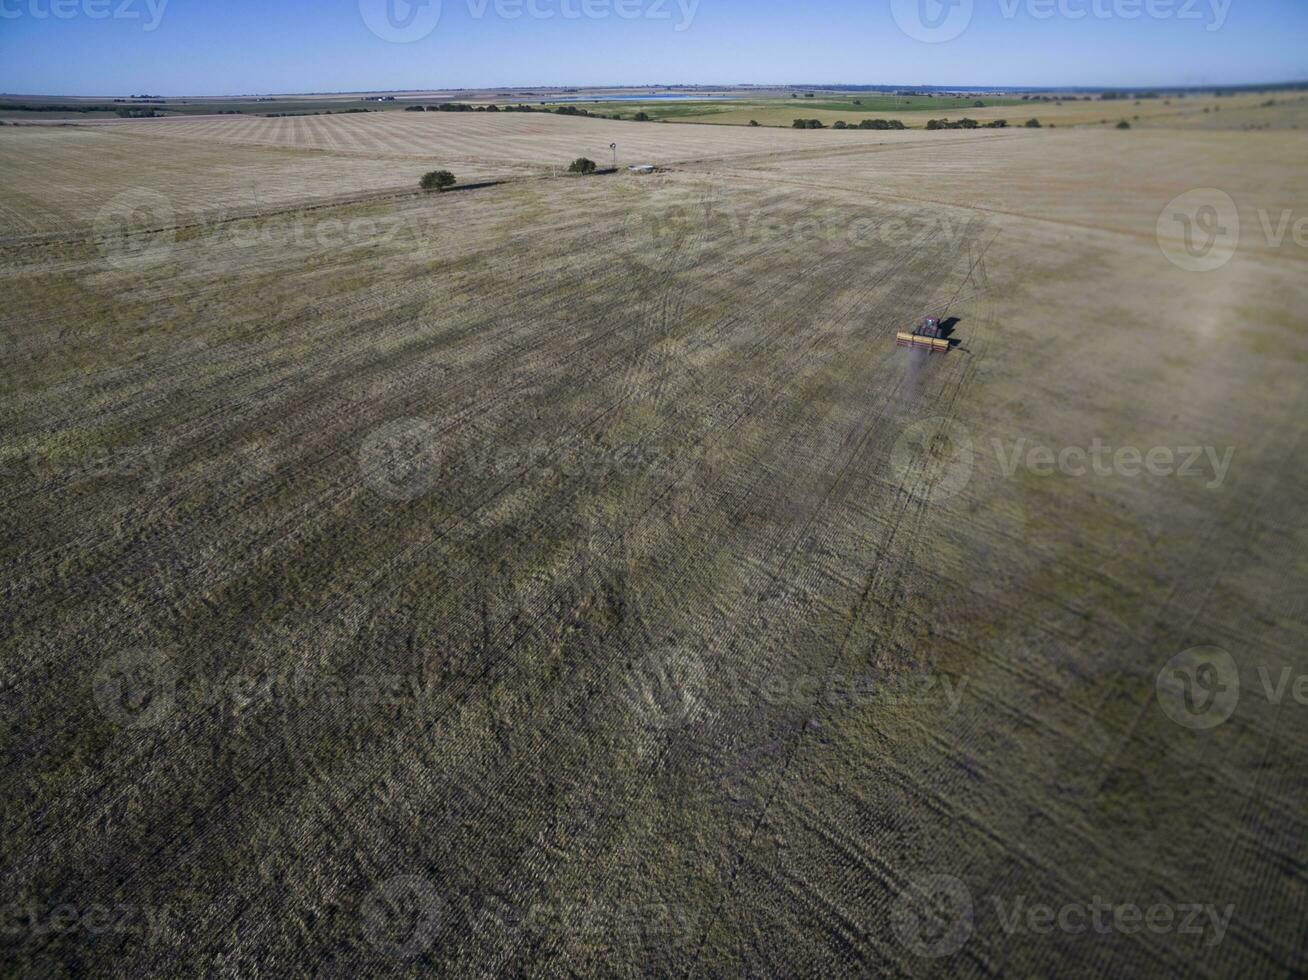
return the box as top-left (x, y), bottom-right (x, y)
top-left (633, 111), bottom-right (651, 122)
top-left (568, 157), bottom-right (597, 174)
top-left (420, 170), bottom-right (456, 192)
top-left (926, 119), bottom-right (941, 130)
top-left (833, 120), bottom-right (847, 129)
top-left (749, 120), bottom-right (760, 127)
top-left (1116, 119), bottom-right (1131, 129)
top-left (1025, 118), bottom-right (1042, 128)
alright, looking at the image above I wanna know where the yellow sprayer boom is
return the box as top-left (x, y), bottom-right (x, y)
top-left (896, 317), bottom-right (952, 354)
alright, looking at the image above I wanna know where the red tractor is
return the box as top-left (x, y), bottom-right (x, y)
top-left (896, 317), bottom-right (951, 354)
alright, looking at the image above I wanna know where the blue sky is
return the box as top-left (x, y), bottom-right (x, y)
top-left (0, 0), bottom-right (1303, 96)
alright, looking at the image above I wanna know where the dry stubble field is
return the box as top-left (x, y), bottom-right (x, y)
top-left (2, 107), bottom-right (1307, 977)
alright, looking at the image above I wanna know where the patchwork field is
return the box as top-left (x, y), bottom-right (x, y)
top-left (2, 107), bottom-right (1307, 976)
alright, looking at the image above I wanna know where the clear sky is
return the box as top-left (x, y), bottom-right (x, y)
top-left (0, 0), bottom-right (1304, 96)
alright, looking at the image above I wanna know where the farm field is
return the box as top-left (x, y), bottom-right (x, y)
top-left (3, 108), bottom-right (1308, 977)
top-left (0, 114), bottom-right (977, 237)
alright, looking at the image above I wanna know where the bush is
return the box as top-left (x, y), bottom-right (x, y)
top-left (420, 170), bottom-right (456, 192)
top-left (1117, 119), bottom-right (1131, 129)
top-left (568, 157), bottom-right (597, 174)
top-left (1025, 118), bottom-right (1042, 128)
top-left (633, 111), bottom-right (651, 122)
top-left (833, 120), bottom-right (847, 129)
top-left (749, 119), bottom-right (759, 127)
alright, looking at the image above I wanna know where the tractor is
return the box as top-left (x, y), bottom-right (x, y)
top-left (896, 317), bottom-right (951, 354)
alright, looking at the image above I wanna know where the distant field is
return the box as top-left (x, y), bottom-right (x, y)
top-left (533, 93), bottom-right (1026, 121)
top-left (0, 125), bottom-right (536, 237)
top-left (4, 105), bottom-right (1307, 976)
top-left (2, 111), bottom-right (1000, 239)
